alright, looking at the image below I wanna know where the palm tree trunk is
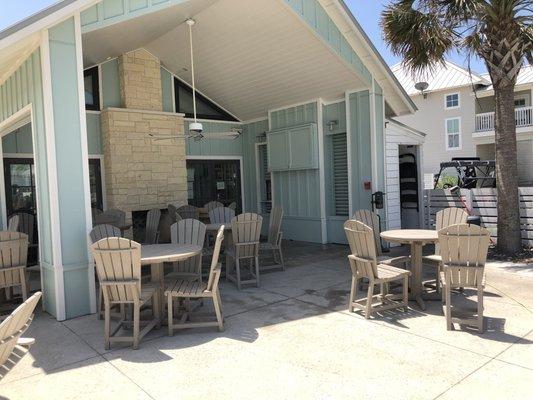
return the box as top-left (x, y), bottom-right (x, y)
top-left (494, 84), bottom-right (521, 253)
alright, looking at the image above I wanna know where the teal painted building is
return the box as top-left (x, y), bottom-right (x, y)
top-left (0, 0), bottom-right (416, 320)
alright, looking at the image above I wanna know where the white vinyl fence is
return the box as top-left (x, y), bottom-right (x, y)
top-left (424, 188), bottom-right (533, 247)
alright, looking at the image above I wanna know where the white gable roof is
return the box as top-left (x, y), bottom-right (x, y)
top-left (480, 64), bottom-right (533, 91)
top-left (392, 60), bottom-right (489, 96)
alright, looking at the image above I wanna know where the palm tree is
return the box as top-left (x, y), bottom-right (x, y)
top-left (382, 0), bottom-right (532, 254)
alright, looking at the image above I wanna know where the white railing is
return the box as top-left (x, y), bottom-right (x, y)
top-left (475, 106), bottom-right (533, 132)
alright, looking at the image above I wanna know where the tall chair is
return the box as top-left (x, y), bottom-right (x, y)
top-left (165, 226), bottom-right (225, 336)
top-left (424, 207), bottom-right (469, 291)
top-left (228, 202), bottom-right (237, 211)
top-left (145, 208), bottom-right (161, 244)
top-left (0, 232), bottom-right (29, 303)
top-left (92, 238), bottom-right (159, 350)
top-left (204, 201), bottom-right (223, 213)
top-left (344, 220), bottom-right (410, 319)
top-left (89, 224), bottom-right (122, 320)
top-left (438, 224), bottom-right (490, 333)
top-left (226, 213), bottom-right (263, 290)
top-left (0, 292), bottom-right (41, 380)
top-left (168, 219), bottom-right (206, 282)
top-left (7, 215), bottom-right (19, 232)
top-left (209, 207), bottom-right (235, 224)
top-left (177, 205), bottom-right (199, 220)
top-left (259, 206), bottom-right (284, 271)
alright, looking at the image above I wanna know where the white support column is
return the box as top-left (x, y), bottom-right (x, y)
top-left (345, 91), bottom-right (353, 216)
top-left (369, 80), bottom-right (378, 191)
top-left (317, 99), bottom-right (328, 244)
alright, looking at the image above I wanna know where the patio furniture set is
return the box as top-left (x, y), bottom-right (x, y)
top-left (345, 207), bottom-right (490, 333)
top-left (89, 201), bottom-right (285, 349)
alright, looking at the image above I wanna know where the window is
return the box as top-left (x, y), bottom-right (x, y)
top-left (331, 133), bottom-right (348, 216)
top-left (174, 78), bottom-right (238, 121)
top-left (84, 67), bottom-right (100, 111)
top-left (445, 118), bottom-right (461, 150)
top-left (514, 97), bottom-right (527, 108)
top-left (445, 93), bottom-right (460, 109)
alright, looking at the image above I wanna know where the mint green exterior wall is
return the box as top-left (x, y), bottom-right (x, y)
top-left (86, 113), bottom-right (103, 154)
top-left (242, 119), bottom-right (268, 214)
top-left (161, 68), bottom-right (174, 113)
top-left (349, 91), bottom-right (372, 214)
top-left (0, 50), bottom-right (57, 313)
top-left (101, 59), bottom-right (120, 108)
top-left (269, 102), bottom-right (322, 243)
top-left (185, 121), bottom-right (243, 156)
top-left (48, 18), bottom-right (91, 318)
top-left (374, 82), bottom-right (385, 192)
top-left (284, 0), bottom-right (372, 84)
top-left (81, 0), bottom-right (190, 33)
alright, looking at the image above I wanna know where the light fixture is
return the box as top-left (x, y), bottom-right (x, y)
top-left (327, 120), bottom-right (338, 131)
top-left (415, 81), bottom-right (429, 99)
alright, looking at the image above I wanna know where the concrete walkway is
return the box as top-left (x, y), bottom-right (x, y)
top-left (1, 242), bottom-right (532, 399)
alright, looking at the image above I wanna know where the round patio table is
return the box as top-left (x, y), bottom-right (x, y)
top-left (141, 244), bottom-right (202, 321)
top-left (380, 229), bottom-right (438, 311)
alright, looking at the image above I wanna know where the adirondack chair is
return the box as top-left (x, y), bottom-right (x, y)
top-left (259, 206), bottom-right (284, 271)
top-left (0, 232), bottom-right (29, 303)
top-left (344, 220), bottom-right (410, 319)
top-left (7, 215), bottom-right (19, 232)
top-left (0, 291), bottom-right (41, 380)
top-left (168, 204), bottom-right (178, 223)
top-left (226, 213), bottom-right (262, 290)
top-left (91, 238), bottom-right (160, 350)
top-left (145, 209), bottom-right (161, 244)
top-left (424, 207), bottom-right (469, 291)
top-left (167, 219), bottom-right (206, 282)
top-left (209, 207), bottom-right (235, 224)
top-left (228, 202), bottom-right (237, 211)
top-left (103, 209), bottom-right (126, 226)
top-left (204, 201), bottom-right (223, 213)
top-left (165, 225), bottom-right (225, 336)
top-left (438, 224), bottom-right (490, 333)
top-left (89, 224), bottom-right (122, 320)
top-left (177, 205), bottom-right (199, 220)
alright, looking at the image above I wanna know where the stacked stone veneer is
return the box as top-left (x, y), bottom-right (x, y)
top-left (100, 48), bottom-right (187, 216)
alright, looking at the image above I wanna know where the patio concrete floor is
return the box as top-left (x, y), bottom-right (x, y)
top-left (1, 241), bottom-right (532, 399)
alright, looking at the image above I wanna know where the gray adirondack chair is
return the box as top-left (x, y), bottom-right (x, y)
top-left (228, 202), bottom-right (237, 211)
top-left (177, 205), bottom-right (199, 220)
top-left (89, 224), bottom-right (122, 320)
top-left (424, 207), bottom-right (469, 292)
top-left (344, 220), bottom-right (410, 319)
top-left (0, 291), bottom-right (41, 380)
top-left (204, 201), bottom-right (223, 213)
top-left (226, 213), bottom-right (263, 290)
top-left (259, 205), bottom-right (284, 271)
top-left (91, 238), bottom-right (160, 350)
top-left (145, 209), bottom-right (161, 244)
top-left (438, 224), bottom-right (490, 333)
top-left (165, 225), bottom-right (225, 336)
top-left (0, 232), bottom-right (29, 303)
top-left (209, 207), bottom-right (235, 224)
top-left (168, 219), bottom-right (206, 282)
top-left (7, 215), bottom-right (19, 232)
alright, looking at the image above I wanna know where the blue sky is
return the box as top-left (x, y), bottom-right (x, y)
top-left (0, 0), bottom-right (488, 73)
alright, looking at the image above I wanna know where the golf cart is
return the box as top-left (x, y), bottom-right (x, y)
top-left (434, 158), bottom-right (496, 189)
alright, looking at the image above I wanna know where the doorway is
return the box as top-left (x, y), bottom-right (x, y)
top-left (186, 158), bottom-right (243, 212)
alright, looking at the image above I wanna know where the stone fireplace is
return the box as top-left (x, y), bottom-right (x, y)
top-left (99, 48), bottom-right (188, 230)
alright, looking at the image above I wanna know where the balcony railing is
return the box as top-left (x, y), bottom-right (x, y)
top-left (475, 106), bottom-right (533, 132)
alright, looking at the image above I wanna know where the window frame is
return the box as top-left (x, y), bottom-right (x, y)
top-left (514, 96), bottom-right (527, 108)
top-left (84, 66), bottom-right (100, 111)
top-left (444, 92), bottom-right (460, 110)
top-left (174, 78), bottom-right (238, 122)
top-left (445, 117), bottom-right (462, 151)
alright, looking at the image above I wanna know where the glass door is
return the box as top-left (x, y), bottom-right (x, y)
top-left (4, 158), bottom-right (36, 216)
top-left (186, 159), bottom-right (242, 212)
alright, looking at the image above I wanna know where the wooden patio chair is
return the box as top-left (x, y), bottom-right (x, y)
top-left (177, 205), bottom-right (199, 220)
top-left (204, 201), bottom-right (223, 213)
top-left (103, 209), bottom-right (126, 226)
top-left (165, 226), bottom-right (225, 336)
top-left (7, 215), bottom-right (19, 232)
top-left (259, 205), bottom-right (284, 271)
top-left (89, 224), bottom-right (122, 320)
top-left (168, 204), bottom-right (178, 224)
top-left (0, 291), bottom-right (41, 380)
top-left (344, 220), bottom-right (410, 319)
top-left (145, 209), bottom-right (161, 244)
top-left (228, 202), bottom-right (237, 211)
top-left (226, 213), bottom-right (262, 290)
top-left (424, 207), bottom-right (469, 292)
top-left (209, 207), bottom-right (235, 224)
top-left (0, 232), bottom-right (29, 303)
top-left (167, 219), bottom-right (206, 282)
top-left (91, 238), bottom-right (160, 350)
top-left (438, 224), bottom-right (490, 333)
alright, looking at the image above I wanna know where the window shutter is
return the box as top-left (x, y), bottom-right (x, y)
top-left (332, 133), bottom-right (348, 216)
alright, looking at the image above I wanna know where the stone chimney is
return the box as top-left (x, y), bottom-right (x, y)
top-left (100, 48), bottom-right (187, 222)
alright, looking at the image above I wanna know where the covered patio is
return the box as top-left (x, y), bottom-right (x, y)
top-left (1, 241), bottom-right (532, 399)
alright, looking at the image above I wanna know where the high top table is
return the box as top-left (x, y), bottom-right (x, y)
top-left (380, 229), bottom-right (438, 310)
